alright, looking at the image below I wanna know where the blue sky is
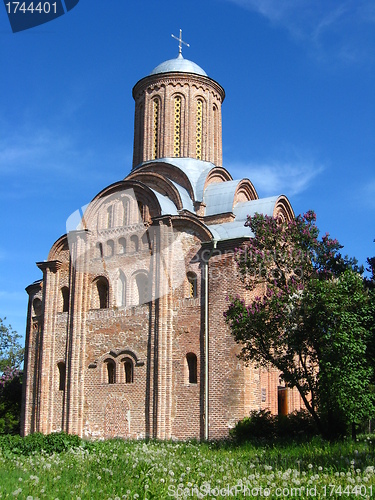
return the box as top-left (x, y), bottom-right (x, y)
top-left (1, 0), bottom-right (374, 338)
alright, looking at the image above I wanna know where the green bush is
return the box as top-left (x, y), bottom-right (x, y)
top-left (0, 432), bottom-right (88, 455)
top-left (230, 410), bottom-right (318, 443)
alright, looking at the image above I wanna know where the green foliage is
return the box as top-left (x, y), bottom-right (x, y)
top-left (230, 410), bottom-right (318, 443)
top-left (0, 438), bottom-right (375, 497)
top-left (0, 318), bottom-right (24, 373)
top-left (0, 432), bottom-right (87, 455)
top-left (225, 212), bottom-right (374, 439)
top-left (0, 370), bottom-right (22, 435)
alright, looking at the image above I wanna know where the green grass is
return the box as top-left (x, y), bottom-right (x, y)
top-left (0, 436), bottom-right (375, 498)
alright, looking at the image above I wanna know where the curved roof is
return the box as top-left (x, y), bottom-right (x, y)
top-left (135, 158), bottom-right (215, 201)
top-left (150, 53), bottom-right (207, 77)
top-left (204, 180), bottom-right (242, 216)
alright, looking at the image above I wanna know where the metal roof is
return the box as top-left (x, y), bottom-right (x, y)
top-left (150, 54), bottom-right (207, 77)
top-left (203, 180), bottom-right (241, 216)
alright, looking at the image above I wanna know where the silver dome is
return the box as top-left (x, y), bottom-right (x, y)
top-left (150, 53), bottom-right (207, 77)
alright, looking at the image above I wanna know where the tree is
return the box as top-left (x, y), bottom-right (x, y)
top-left (0, 317), bottom-right (24, 373)
top-left (225, 211), bottom-right (374, 439)
top-left (0, 318), bottom-right (24, 434)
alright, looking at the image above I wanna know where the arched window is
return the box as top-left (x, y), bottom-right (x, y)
top-left (57, 362), bottom-right (66, 391)
top-left (122, 198), bottom-right (130, 226)
top-left (117, 271), bottom-right (126, 307)
top-left (107, 205), bottom-right (113, 228)
top-left (61, 287), bottom-right (69, 313)
top-left (107, 240), bottom-right (114, 257)
top-left (92, 277), bottom-right (109, 309)
top-left (137, 201), bottom-right (146, 223)
top-left (105, 359), bottom-right (116, 384)
top-left (96, 242), bottom-right (104, 259)
top-left (118, 237), bottom-right (126, 254)
top-left (213, 104), bottom-right (219, 164)
top-left (124, 358), bottom-right (134, 384)
top-left (152, 98), bottom-right (159, 160)
top-left (196, 99), bottom-right (203, 159)
top-left (186, 353), bottom-right (197, 384)
top-left (130, 235), bottom-right (139, 253)
top-left (187, 272), bottom-right (197, 298)
top-left (174, 95), bottom-right (182, 157)
top-left (33, 298), bottom-right (42, 317)
top-left (134, 272), bottom-right (149, 305)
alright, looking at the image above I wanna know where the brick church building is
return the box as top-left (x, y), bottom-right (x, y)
top-left (21, 37), bottom-right (302, 440)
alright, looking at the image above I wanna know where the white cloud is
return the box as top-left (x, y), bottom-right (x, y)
top-left (225, 0), bottom-right (375, 64)
top-left (228, 159), bottom-right (324, 197)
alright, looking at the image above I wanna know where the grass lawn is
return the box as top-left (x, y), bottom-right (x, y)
top-left (0, 436), bottom-right (374, 498)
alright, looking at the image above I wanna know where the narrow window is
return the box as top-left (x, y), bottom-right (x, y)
top-left (106, 360), bottom-right (115, 384)
top-left (58, 362), bottom-right (66, 391)
top-left (118, 237), bottom-right (126, 254)
top-left (33, 298), bottom-right (42, 317)
top-left (174, 96), bottom-right (181, 157)
top-left (107, 240), bottom-right (114, 257)
top-left (107, 205), bottom-right (113, 228)
top-left (96, 242), bottom-right (104, 259)
top-left (137, 201), bottom-right (146, 222)
top-left (135, 272), bottom-right (149, 305)
top-left (124, 358), bottom-right (134, 384)
top-left (93, 277), bottom-right (109, 309)
top-left (186, 353), bottom-right (197, 384)
top-left (187, 272), bottom-right (197, 298)
top-left (61, 287), bottom-right (69, 313)
top-left (122, 198), bottom-right (130, 226)
top-left (213, 104), bottom-right (219, 164)
top-left (117, 271), bottom-right (126, 307)
top-left (130, 234), bottom-right (139, 253)
top-left (196, 99), bottom-right (203, 159)
top-left (152, 98), bottom-right (159, 160)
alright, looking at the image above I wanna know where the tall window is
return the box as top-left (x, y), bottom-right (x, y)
top-left (187, 272), bottom-right (197, 298)
top-left (92, 277), bottom-right (109, 309)
top-left (186, 353), bottom-right (197, 384)
top-left (122, 198), bottom-right (130, 226)
top-left (118, 237), bottom-right (126, 254)
top-left (107, 205), bottom-right (113, 228)
top-left (107, 240), bottom-right (114, 257)
top-left (174, 96), bottom-right (181, 157)
top-left (196, 99), bottom-right (203, 159)
top-left (61, 287), bottom-right (69, 313)
top-left (124, 358), bottom-right (134, 384)
top-left (105, 360), bottom-right (115, 384)
top-left (57, 362), bottom-right (66, 391)
top-left (152, 98), bottom-right (159, 160)
top-left (33, 298), bottom-right (42, 317)
top-left (213, 104), bottom-right (219, 163)
top-left (135, 272), bottom-right (149, 305)
top-left (117, 271), bottom-right (126, 307)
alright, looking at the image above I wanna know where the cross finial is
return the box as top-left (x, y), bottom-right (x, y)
top-left (171, 29), bottom-right (190, 56)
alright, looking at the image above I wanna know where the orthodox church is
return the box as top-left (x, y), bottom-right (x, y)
top-left (21, 34), bottom-right (302, 440)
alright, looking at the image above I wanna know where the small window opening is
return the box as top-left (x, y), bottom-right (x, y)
top-left (106, 360), bottom-right (115, 384)
top-left (124, 359), bottom-right (134, 384)
top-left (187, 272), bottom-right (197, 298)
top-left (186, 353), bottom-right (197, 384)
top-left (58, 362), bottom-right (66, 391)
top-left (61, 287), bottom-right (69, 313)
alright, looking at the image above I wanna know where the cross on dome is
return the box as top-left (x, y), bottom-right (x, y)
top-left (171, 29), bottom-right (190, 56)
